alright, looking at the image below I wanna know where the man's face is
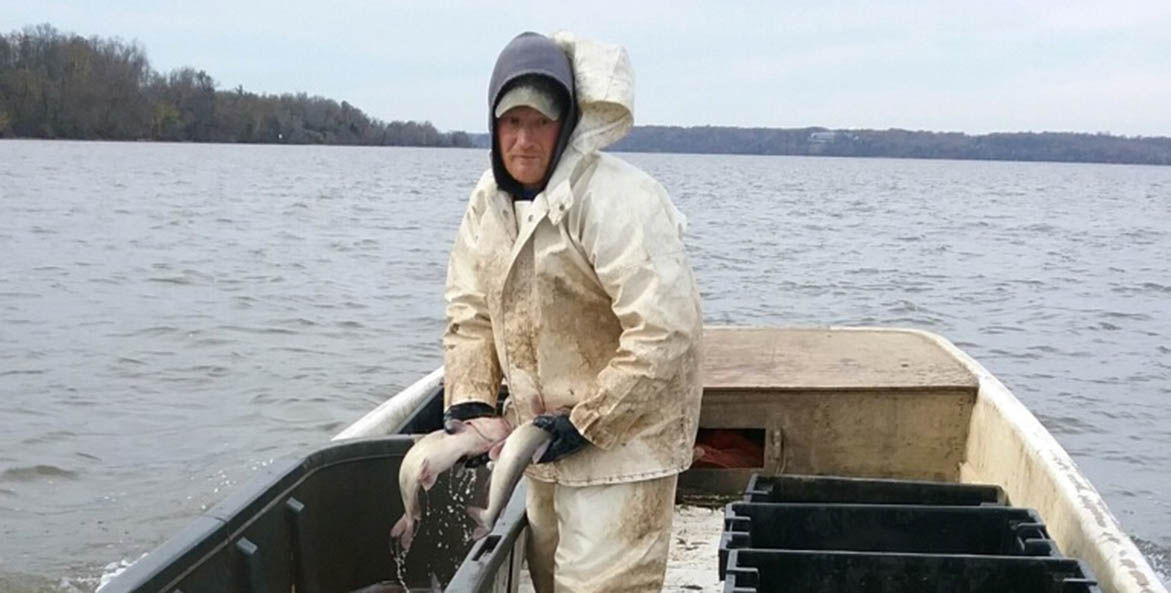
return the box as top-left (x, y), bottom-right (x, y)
top-left (497, 106), bottom-right (561, 189)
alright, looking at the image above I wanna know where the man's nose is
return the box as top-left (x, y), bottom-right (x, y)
top-left (517, 126), bottom-right (538, 145)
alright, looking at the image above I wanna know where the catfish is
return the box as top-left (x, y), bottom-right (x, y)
top-left (467, 421), bottom-right (553, 539)
top-left (390, 416), bottom-right (512, 551)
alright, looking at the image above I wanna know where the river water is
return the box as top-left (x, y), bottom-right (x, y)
top-left (1, 140), bottom-right (1168, 591)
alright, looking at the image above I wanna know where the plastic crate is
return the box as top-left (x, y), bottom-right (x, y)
top-left (720, 502), bottom-right (1057, 577)
top-left (744, 474), bottom-right (1005, 506)
top-left (723, 549), bottom-right (1101, 593)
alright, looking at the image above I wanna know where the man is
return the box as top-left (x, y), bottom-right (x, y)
top-left (442, 31), bottom-right (703, 593)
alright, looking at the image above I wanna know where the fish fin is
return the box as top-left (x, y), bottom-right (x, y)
top-left (487, 440), bottom-right (506, 461)
top-left (467, 506), bottom-right (491, 539)
top-left (420, 459), bottom-right (438, 490)
top-left (531, 440), bottom-right (551, 464)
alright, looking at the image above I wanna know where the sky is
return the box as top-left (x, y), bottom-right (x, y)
top-left (4, 1), bottom-right (1171, 136)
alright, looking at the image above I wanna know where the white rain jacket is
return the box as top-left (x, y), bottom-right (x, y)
top-left (443, 32), bottom-right (703, 486)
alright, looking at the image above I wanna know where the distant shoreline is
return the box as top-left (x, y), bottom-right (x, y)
top-left (492, 127), bottom-right (1171, 167)
top-left (9, 130), bottom-right (1171, 165)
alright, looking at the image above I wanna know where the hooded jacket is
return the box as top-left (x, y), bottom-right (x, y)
top-left (444, 32), bottom-right (703, 486)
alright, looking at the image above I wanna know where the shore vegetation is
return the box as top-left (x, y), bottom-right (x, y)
top-left (0, 24), bottom-right (472, 147)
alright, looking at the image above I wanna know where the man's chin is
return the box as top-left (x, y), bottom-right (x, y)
top-left (507, 166), bottom-right (544, 185)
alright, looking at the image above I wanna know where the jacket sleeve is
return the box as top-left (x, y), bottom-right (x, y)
top-left (443, 185), bottom-right (503, 409)
top-left (568, 173), bottom-right (702, 449)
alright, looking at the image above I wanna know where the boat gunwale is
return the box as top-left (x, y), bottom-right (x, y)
top-left (908, 327), bottom-right (1166, 593)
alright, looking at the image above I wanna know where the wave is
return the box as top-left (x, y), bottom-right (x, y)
top-left (217, 324), bottom-right (298, 335)
top-left (111, 325), bottom-right (181, 337)
top-left (19, 431), bottom-right (78, 446)
top-left (0, 369), bottom-right (46, 377)
top-left (1034, 413), bottom-right (1105, 436)
top-left (96, 555), bottom-right (147, 592)
top-left (0, 570), bottom-right (58, 593)
top-left (1133, 536), bottom-right (1171, 588)
top-left (147, 275), bottom-right (193, 285)
top-left (1100, 311), bottom-right (1154, 321)
top-left (0, 464), bottom-right (79, 482)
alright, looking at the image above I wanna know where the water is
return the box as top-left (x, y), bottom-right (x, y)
top-left (1, 140), bottom-right (1168, 590)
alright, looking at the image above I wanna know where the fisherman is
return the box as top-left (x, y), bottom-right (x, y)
top-left (441, 31), bottom-right (703, 593)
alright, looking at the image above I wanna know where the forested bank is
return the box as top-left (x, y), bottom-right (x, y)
top-left (466, 125), bottom-right (1171, 166)
top-left (0, 24), bottom-right (472, 147)
top-left (608, 126), bottom-right (1171, 166)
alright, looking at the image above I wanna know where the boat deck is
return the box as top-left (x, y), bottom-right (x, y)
top-left (686, 327), bottom-right (981, 495)
top-left (702, 326), bottom-right (976, 392)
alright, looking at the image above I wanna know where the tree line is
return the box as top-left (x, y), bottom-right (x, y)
top-left (465, 125), bottom-right (1171, 166)
top-left (607, 126), bottom-right (1171, 165)
top-left (0, 24), bottom-right (473, 147)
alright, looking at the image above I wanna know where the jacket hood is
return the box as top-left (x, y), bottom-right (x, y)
top-left (488, 32), bottom-right (578, 198)
top-left (488, 32), bottom-right (635, 196)
top-left (550, 31), bottom-right (634, 156)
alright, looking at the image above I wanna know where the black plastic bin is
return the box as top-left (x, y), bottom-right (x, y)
top-left (723, 549), bottom-right (1101, 593)
top-left (744, 473), bottom-right (1005, 506)
top-left (99, 437), bottom-right (491, 593)
top-left (724, 502), bottom-right (1056, 554)
top-left (100, 382), bottom-right (532, 593)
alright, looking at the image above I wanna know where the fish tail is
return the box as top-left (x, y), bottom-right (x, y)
top-left (390, 515), bottom-right (414, 551)
top-left (531, 439), bottom-right (551, 464)
top-left (467, 506), bottom-right (491, 539)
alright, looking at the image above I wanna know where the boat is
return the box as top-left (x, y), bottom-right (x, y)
top-left (100, 327), bottom-right (1166, 593)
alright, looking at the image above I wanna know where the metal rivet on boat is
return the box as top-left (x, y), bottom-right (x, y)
top-left (528, 215), bottom-right (533, 222)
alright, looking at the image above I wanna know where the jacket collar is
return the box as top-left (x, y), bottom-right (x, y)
top-left (542, 146), bottom-right (583, 226)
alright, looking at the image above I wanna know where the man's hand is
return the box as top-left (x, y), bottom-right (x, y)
top-left (444, 401), bottom-right (496, 431)
top-left (532, 414), bottom-right (589, 464)
top-left (444, 401), bottom-right (497, 468)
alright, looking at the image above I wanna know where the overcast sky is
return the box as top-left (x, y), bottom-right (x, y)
top-left (5, 1), bottom-right (1171, 136)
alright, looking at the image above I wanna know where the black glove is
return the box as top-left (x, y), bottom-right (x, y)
top-left (444, 401), bottom-right (497, 468)
top-left (444, 401), bottom-right (496, 431)
top-left (532, 414), bottom-right (589, 464)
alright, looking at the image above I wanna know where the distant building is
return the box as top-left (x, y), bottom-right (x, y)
top-left (809, 131), bottom-right (857, 143)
